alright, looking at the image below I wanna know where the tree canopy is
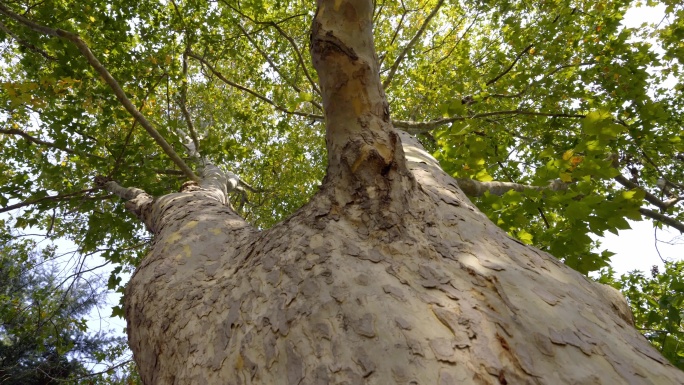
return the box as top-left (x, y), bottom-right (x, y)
top-left (0, 0), bottom-right (683, 371)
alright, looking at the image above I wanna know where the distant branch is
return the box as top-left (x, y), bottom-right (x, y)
top-left (236, 23), bottom-right (322, 110)
top-left (180, 49), bottom-right (200, 153)
top-left (0, 188), bottom-right (97, 214)
top-left (0, 128), bottom-right (101, 158)
top-left (456, 178), bottom-right (567, 197)
top-left (0, 2), bottom-right (199, 182)
top-left (639, 208), bottom-right (684, 233)
top-left (0, 18), bottom-right (56, 60)
top-left (382, 0), bottom-right (445, 89)
top-left (486, 44), bottom-right (534, 86)
top-left (393, 110), bottom-right (585, 133)
top-left (221, 2), bottom-right (320, 96)
top-left (189, 51), bottom-right (323, 121)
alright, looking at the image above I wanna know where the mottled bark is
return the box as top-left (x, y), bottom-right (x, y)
top-left (120, 1), bottom-right (684, 384)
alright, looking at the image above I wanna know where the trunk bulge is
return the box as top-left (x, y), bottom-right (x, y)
top-left (122, 0), bottom-right (683, 384)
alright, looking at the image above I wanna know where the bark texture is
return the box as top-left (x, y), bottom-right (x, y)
top-left (122, 1), bottom-right (684, 384)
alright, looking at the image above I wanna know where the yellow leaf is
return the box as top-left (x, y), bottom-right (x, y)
top-left (622, 190), bottom-right (637, 199)
top-left (89, 16), bottom-right (95, 22)
top-left (562, 149), bottom-right (574, 161)
top-left (559, 172), bottom-right (572, 182)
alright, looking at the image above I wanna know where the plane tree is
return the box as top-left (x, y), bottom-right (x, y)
top-left (1, 0), bottom-right (683, 382)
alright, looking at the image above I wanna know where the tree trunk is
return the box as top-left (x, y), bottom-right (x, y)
top-left (121, 1), bottom-right (684, 383)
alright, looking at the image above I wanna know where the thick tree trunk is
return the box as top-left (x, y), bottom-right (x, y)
top-left (121, 1), bottom-right (683, 384)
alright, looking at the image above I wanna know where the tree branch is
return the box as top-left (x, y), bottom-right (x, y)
top-left (382, 0), bottom-right (445, 89)
top-left (0, 3), bottom-right (199, 182)
top-left (0, 18), bottom-right (56, 60)
top-left (220, 2), bottom-right (321, 96)
top-left (0, 188), bottom-right (98, 214)
top-left (180, 49), bottom-right (200, 153)
top-left (486, 44), bottom-right (534, 86)
top-left (639, 208), bottom-right (684, 233)
top-left (456, 178), bottom-right (567, 197)
top-left (393, 110), bottom-right (585, 133)
top-left (0, 128), bottom-right (104, 158)
top-left (188, 51), bottom-right (323, 121)
top-left (613, 175), bottom-right (677, 211)
top-left (235, 22), bottom-right (322, 110)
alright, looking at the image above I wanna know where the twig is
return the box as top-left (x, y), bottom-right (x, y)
top-left (455, 178), bottom-right (567, 197)
top-left (235, 23), bottom-right (322, 110)
top-left (0, 128), bottom-right (103, 158)
top-left (382, 0), bottom-right (445, 89)
top-left (640, 208), bottom-right (684, 233)
top-left (0, 188), bottom-right (97, 214)
top-left (189, 51), bottom-right (324, 121)
top-left (486, 44), bottom-right (534, 86)
top-left (180, 49), bottom-right (200, 152)
top-left (221, 1), bottom-right (320, 96)
top-left (0, 18), bottom-right (56, 60)
top-left (613, 175), bottom-right (675, 211)
top-left (393, 109), bottom-right (585, 133)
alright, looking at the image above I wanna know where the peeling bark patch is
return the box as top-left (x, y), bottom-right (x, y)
top-left (310, 25), bottom-right (359, 61)
top-left (395, 316), bottom-right (412, 330)
top-left (382, 285), bottom-right (406, 301)
top-left (429, 338), bottom-right (457, 363)
top-left (353, 313), bottom-right (376, 338)
top-left (532, 287), bottom-right (561, 305)
top-left (431, 307), bottom-right (469, 345)
top-left (352, 348), bottom-right (376, 377)
top-left (286, 342), bottom-right (304, 385)
top-left (405, 337), bottom-right (424, 357)
top-left (549, 328), bottom-right (593, 355)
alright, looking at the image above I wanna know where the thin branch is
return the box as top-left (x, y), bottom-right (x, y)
top-left (189, 51), bottom-right (323, 121)
top-left (393, 109), bottom-right (585, 133)
top-left (221, 2), bottom-right (320, 96)
top-left (180, 49), bottom-right (200, 152)
top-left (436, 11), bottom-right (479, 65)
top-left (485, 44), bottom-right (534, 86)
top-left (0, 18), bottom-right (56, 60)
top-left (0, 128), bottom-right (104, 158)
top-left (0, 188), bottom-right (97, 214)
top-left (235, 23), bottom-right (322, 110)
top-left (639, 208), bottom-right (684, 233)
top-left (382, 0), bottom-right (445, 89)
top-left (110, 73), bottom-right (168, 178)
top-left (0, 3), bottom-right (199, 182)
top-left (613, 175), bottom-right (676, 211)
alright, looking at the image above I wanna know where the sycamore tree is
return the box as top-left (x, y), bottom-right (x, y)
top-left (1, 0), bottom-right (683, 383)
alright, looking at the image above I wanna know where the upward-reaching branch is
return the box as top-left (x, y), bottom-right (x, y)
top-left (382, 0), bottom-right (445, 90)
top-left (311, 0), bottom-right (409, 187)
top-left (0, 2), bottom-right (199, 182)
top-left (180, 49), bottom-right (201, 153)
top-left (485, 44), bottom-right (534, 86)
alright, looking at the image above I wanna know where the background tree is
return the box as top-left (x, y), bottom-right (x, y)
top-left (0, 0), bottom-right (683, 382)
top-left (0, 236), bottom-right (126, 384)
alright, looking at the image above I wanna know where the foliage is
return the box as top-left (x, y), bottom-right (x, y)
top-left (599, 261), bottom-right (684, 370)
top-left (0, 0), bottom-right (683, 371)
top-left (0, 237), bottom-right (125, 384)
